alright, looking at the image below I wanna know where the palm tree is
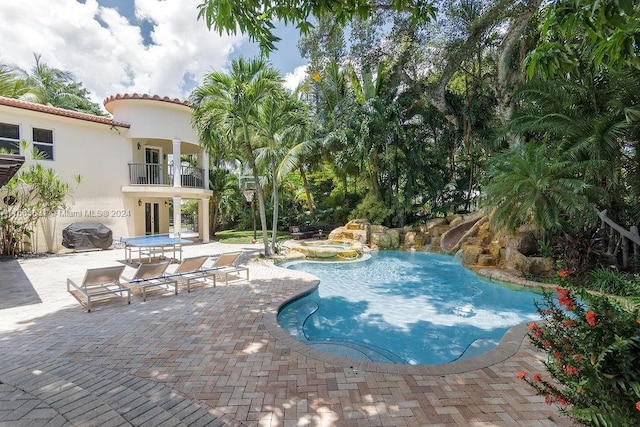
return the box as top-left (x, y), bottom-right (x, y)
top-left (191, 57), bottom-right (282, 256)
top-left (509, 71), bottom-right (640, 223)
top-left (483, 143), bottom-right (592, 237)
top-left (17, 54), bottom-right (105, 115)
top-left (254, 90), bottom-right (306, 252)
top-left (0, 62), bottom-right (28, 98)
top-left (208, 168), bottom-right (243, 236)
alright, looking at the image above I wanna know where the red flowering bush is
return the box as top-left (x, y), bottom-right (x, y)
top-left (521, 287), bottom-right (640, 426)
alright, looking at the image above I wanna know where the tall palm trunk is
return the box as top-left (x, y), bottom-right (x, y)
top-left (210, 197), bottom-right (219, 236)
top-left (243, 128), bottom-right (271, 256)
top-left (270, 157), bottom-right (279, 254)
top-left (299, 165), bottom-right (315, 217)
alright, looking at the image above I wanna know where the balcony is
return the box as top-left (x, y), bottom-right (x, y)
top-left (128, 163), bottom-right (205, 189)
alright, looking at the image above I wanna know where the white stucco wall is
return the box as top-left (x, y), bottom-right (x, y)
top-left (1, 96), bottom-right (211, 253)
top-left (0, 106), bottom-right (133, 252)
top-left (106, 98), bottom-right (199, 145)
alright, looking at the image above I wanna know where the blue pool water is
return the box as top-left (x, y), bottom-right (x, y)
top-left (278, 251), bottom-right (544, 365)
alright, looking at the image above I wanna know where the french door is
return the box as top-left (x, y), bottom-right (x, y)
top-left (145, 202), bottom-right (160, 235)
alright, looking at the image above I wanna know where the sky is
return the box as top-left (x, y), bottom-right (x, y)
top-left (0, 0), bottom-right (309, 109)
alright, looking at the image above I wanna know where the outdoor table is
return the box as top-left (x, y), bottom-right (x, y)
top-left (120, 234), bottom-right (191, 264)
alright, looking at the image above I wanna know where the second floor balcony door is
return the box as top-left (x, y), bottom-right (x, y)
top-left (145, 147), bottom-right (162, 184)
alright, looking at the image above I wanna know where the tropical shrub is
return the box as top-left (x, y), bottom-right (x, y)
top-left (520, 287), bottom-right (640, 426)
top-left (585, 268), bottom-right (640, 297)
top-left (349, 192), bottom-right (392, 225)
top-left (0, 160), bottom-right (78, 255)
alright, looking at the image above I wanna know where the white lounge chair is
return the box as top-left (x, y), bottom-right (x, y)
top-left (169, 255), bottom-right (216, 292)
top-left (206, 251), bottom-right (249, 285)
top-left (67, 265), bottom-right (130, 312)
top-left (126, 260), bottom-right (177, 301)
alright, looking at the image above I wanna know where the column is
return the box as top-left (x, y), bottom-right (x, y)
top-left (172, 138), bottom-right (181, 187)
top-left (173, 196), bottom-right (182, 238)
top-left (202, 149), bottom-right (209, 190)
top-left (199, 198), bottom-right (210, 243)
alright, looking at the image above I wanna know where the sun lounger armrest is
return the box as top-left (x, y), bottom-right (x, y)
top-left (67, 277), bottom-right (81, 293)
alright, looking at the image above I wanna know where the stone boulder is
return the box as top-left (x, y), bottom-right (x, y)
top-left (505, 247), bottom-right (532, 273)
top-left (404, 231), bottom-right (430, 248)
top-left (370, 227), bottom-right (400, 249)
top-left (529, 257), bottom-right (555, 277)
top-left (447, 215), bottom-right (464, 228)
top-left (329, 219), bottom-right (369, 244)
top-left (461, 244), bottom-right (484, 265)
top-left (508, 230), bottom-right (539, 256)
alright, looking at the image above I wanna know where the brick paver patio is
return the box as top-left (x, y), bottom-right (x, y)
top-left (0, 242), bottom-right (574, 426)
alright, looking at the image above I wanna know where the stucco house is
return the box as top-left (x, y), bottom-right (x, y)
top-left (0, 94), bottom-right (212, 252)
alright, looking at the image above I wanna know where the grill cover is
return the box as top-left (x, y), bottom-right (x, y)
top-left (62, 222), bottom-right (113, 250)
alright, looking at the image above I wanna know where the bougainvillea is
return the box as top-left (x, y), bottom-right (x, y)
top-left (520, 287), bottom-right (640, 426)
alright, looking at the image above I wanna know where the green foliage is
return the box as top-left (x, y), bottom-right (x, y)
top-left (0, 156), bottom-right (78, 255)
top-left (196, 0), bottom-right (436, 53)
top-left (538, 239), bottom-right (553, 258)
top-left (214, 229), bottom-right (289, 244)
top-left (527, 0), bottom-right (640, 77)
top-left (15, 54), bottom-right (105, 115)
top-left (521, 288), bottom-right (640, 426)
top-left (191, 56), bottom-right (283, 255)
top-left (349, 192), bottom-right (392, 225)
top-left (585, 268), bottom-right (640, 297)
top-left (483, 143), bottom-right (592, 233)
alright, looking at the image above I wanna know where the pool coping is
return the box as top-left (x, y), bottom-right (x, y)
top-left (263, 271), bottom-right (543, 376)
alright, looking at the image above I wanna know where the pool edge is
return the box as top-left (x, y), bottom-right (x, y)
top-left (263, 276), bottom-right (532, 376)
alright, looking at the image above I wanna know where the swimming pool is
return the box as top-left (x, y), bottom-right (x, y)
top-left (278, 251), bottom-right (545, 365)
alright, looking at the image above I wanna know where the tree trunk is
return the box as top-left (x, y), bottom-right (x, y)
top-left (342, 176), bottom-right (348, 207)
top-left (270, 158), bottom-right (279, 254)
top-left (210, 197), bottom-right (219, 236)
top-left (300, 165), bottom-right (315, 217)
top-left (243, 128), bottom-right (271, 256)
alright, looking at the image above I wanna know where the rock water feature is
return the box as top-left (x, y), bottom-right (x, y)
top-left (322, 216), bottom-right (556, 279)
top-left (290, 240), bottom-right (364, 260)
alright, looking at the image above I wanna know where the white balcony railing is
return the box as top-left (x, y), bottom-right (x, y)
top-left (128, 163), bottom-right (205, 188)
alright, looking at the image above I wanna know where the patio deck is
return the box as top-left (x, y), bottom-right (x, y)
top-left (0, 243), bottom-right (574, 426)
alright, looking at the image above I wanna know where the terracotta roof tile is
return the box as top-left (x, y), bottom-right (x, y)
top-left (0, 96), bottom-right (130, 128)
top-left (103, 93), bottom-right (190, 109)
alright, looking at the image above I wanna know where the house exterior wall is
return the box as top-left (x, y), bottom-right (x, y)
top-left (106, 98), bottom-right (199, 146)
top-left (0, 105), bottom-right (134, 252)
top-left (0, 95), bottom-right (212, 253)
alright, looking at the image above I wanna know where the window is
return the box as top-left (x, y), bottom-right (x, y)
top-left (0, 123), bottom-right (20, 154)
top-left (33, 128), bottom-right (54, 160)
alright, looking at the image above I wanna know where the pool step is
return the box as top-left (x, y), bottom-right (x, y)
top-left (277, 300), bottom-right (318, 340)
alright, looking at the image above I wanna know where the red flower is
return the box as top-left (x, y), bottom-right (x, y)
top-left (558, 269), bottom-right (569, 278)
top-left (543, 340), bottom-right (552, 349)
top-left (557, 395), bottom-right (570, 406)
top-left (556, 288), bottom-right (575, 311)
top-left (553, 351), bottom-right (562, 360)
top-left (636, 400), bottom-right (640, 411)
top-left (586, 310), bottom-right (597, 327)
top-left (528, 322), bottom-right (537, 330)
top-left (545, 395), bottom-right (554, 405)
top-left (517, 371), bottom-right (527, 379)
top-left (636, 319), bottom-right (640, 325)
top-left (565, 365), bottom-right (580, 375)
top-left (533, 373), bottom-right (542, 383)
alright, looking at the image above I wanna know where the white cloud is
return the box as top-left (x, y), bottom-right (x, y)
top-left (0, 0), bottom-right (247, 106)
top-left (283, 64), bottom-right (309, 92)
